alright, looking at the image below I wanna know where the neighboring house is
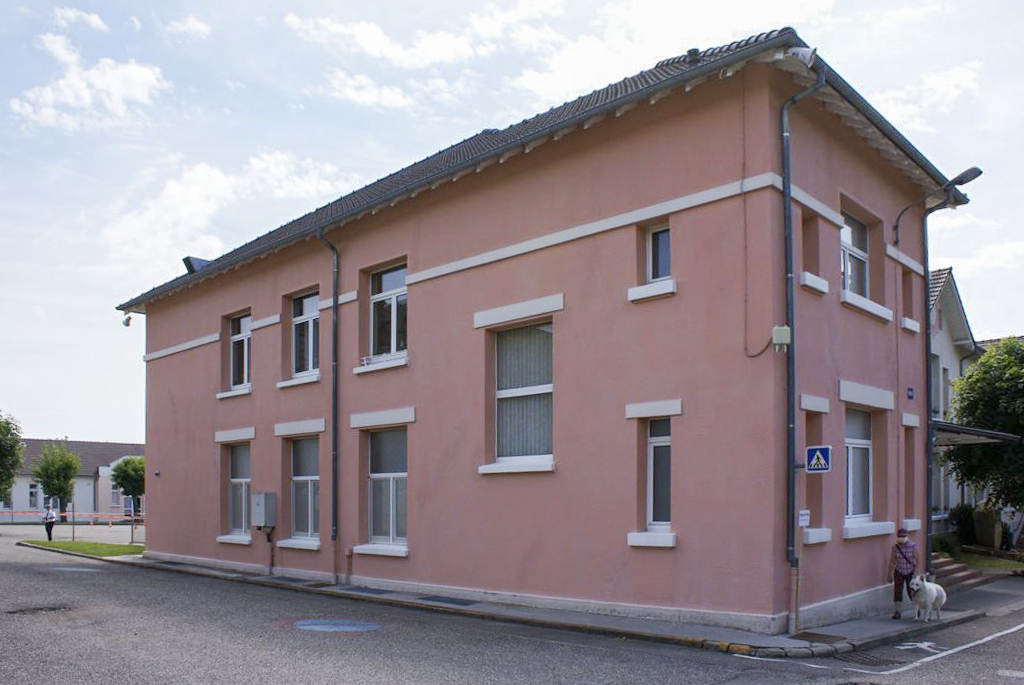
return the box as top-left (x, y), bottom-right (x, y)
top-left (1, 440), bottom-right (144, 521)
top-left (117, 28), bottom-right (974, 633)
top-left (970, 334), bottom-right (1024, 545)
top-left (927, 268), bottom-right (984, 536)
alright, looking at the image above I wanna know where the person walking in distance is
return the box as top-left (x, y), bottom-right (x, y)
top-left (43, 503), bottom-right (57, 541)
top-left (888, 527), bottom-right (919, 619)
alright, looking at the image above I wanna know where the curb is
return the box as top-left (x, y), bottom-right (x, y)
top-left (16, 540), bottom-right (144, 562)
top-left (748, 609), bottom-right (984, 658)
top-left (14, 541), bottom-right (990, 657)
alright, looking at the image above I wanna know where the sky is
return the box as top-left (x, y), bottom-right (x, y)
top-left (1, 0), bottom-right (1021, 443)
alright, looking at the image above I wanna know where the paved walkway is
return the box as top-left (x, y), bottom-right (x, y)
top-left (15, 534), bottom-right (1024, 658)
top-left (0, 522), bottom-right (145, 545)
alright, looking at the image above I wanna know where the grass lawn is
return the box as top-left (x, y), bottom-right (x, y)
top-left (955, 552), bottom-right (1024, 572)
top-left (28, 540), bottom-right (144, 557)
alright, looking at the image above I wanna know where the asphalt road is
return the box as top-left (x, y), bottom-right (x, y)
top-left (2, 529), bottom-right (1022, 684)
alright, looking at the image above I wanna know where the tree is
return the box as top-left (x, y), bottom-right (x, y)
top-left (32, 441), bottom-right (80, 513)
top-left (111, 456), bottom-right (145, 502)
top-left (0, 411), bottom-right (23, 505)
top-left (947, 337), bottom-right (1024, 510)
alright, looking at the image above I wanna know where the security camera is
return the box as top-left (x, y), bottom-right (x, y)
top-left (122, 315), bottom-right (131, 327)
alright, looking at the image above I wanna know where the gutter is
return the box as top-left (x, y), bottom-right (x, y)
top-left (118, 31), bottom-right (818, 315)
top-left (117, 28), bottom-right (963, 316)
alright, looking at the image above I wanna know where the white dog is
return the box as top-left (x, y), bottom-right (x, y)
top-left (908, 574), bottom-right (947, 622)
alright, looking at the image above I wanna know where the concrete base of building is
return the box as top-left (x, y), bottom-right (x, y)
top-left (798, 583), bottom-right (892, 631)
top-left (144, 550), bottom-right (903, 635)
top-left (143, 550), bottom-right (335, 583)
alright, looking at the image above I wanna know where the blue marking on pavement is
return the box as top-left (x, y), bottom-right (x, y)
top-left (294, 619), bottom-right (381, 633)
top-left (52, 567), bottom-right (101, 572)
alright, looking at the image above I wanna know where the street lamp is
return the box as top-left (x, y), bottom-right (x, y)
top-left (899, 166), bottom-right (982, 575)
top-left (893, 166), bottom-right (982, 247)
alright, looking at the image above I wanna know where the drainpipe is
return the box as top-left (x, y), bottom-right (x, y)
top-left (317, 228), bottom-right (341, 557)
top-left (781, 52), bottom-right (825, 635)
top-left (905, 166), bottom-right (982, 575)
top-left (922, 200), bottom-right (949, 576)
top-left (781, 59), bottom-right (826, 569)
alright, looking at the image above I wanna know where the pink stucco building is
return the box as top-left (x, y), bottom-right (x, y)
top-left (118, 28), bottom-right (975, 633)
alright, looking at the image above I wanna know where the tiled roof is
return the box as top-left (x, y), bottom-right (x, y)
top-left (930, 267), bottom-right (952, 309)
top-left (18, 439), bottom-right (144, 477)
top-left (119, 26), bottom-right (962, 313)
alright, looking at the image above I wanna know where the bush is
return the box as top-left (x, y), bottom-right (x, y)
top-left (948, 504), bottom-right (977, 546)
top-left (933, 534), bottom-right (957, 556)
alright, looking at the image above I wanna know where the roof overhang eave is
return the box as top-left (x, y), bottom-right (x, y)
top-left (116, 30), bottom-right (809, 315)
top-left (819, 66), bottom-right (967, 202)
top-left (118, 28), bottom-right (962, 314)
top-left (933, 420), bottom-right (1023, 447)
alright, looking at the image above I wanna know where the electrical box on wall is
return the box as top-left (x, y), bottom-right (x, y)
top-left (251, 492), bottom-right (277, 529)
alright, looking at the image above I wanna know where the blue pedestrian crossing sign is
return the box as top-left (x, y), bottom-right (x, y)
top-left (805, 446), bottom-right (832, 473)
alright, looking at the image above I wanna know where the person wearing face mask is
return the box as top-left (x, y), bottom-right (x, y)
top-left (888, 528), bottom-right (919, 619)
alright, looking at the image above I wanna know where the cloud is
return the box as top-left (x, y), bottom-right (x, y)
top-left (244, 151), bottom-right (360, 200)
top-left (317, 70), bottom-right (413, 109)
top-left (285, 1), bottom-right (564, 70)
top-left (53, 7), bottom-right (109, 32)
top-left (99, 153), bottom-right (362, 284)
top-left (129, 16), bottom-right (142, 31)
top-left (9, 34), bottom-right (171, 132)
top-left (285, 15), bottom-right (476, 69)
top-left (871, 62), bottom-right (981, 134)
top-left (167, 15), bottom-right (211, 40)
top-left (508, 0), bottom-right (838, 107)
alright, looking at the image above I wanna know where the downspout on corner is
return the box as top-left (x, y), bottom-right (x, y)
top-left (781, 61), bottom-right (827, 572)
top-left (316, 227), bottom-right (341, 557)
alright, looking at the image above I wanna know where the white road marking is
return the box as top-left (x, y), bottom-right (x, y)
top-left (844, 621), bottom-right (1024, 675)
top-left (894, 641), bottom-right (945, 653)
top-left (733, 655), bottom-right (831, 669)
top-left (997, 670), bottom-right (1024, 679)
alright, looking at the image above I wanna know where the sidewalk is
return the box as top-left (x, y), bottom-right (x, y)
top-left (18, 541), bottom-right (1024, 658)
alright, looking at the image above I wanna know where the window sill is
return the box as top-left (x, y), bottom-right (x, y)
top-left (478, 455), bottom-right (555, 475)
top-left (353, 354), bottom-right (409, 375)
top-left (802, 527), bottom-right (832, 545)
top-left (216, 385), bottom-right (252, 400)
top-left (216, 534), bottom-right (252, 546)
top-left (841, 520), bottom-right (895, 539)
top-left (353, 543), bottom-right (409, 558)
top-left (839, 290), bottom-right (893, 323)
top-left (901, 317), bottom-right (921, 334)
top-left (276, 373), bottom-right (320, 389)
top-left (627, 531), bottom-right (677, 548)
top-left (931, 513), bottom-right (949, 521)
top-left (276, 537), bottom-right (320, 551)
top-left (902, 518), bottom-right (922, 532)
top-left (799, 271), bottom-right (829, 295)
top-left (627, 278), bottom-right (676, 303)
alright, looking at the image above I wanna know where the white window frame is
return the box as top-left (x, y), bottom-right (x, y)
top-left (29, 483), bottom-right (39, 509)
top-left (291, 293), bottom-right (319, 377)
top-left (368, 430), bottom-right (407, 546)
top-left (646, 419), bottom-right (671, 532)
top-left (840, 212), bottom-right (869, 298)
top-left (111, 483), bottom-right (121, 506)
top-left (291, 439), bottom-right (319, 539)
top-left (845, 410), bottom-right (873, 522)
top-left (228, 444), bottom-right (250, 535)
top-left (646, 225), bottom-right (671, 283)
top-left (229, 314), bottom-right (252, 389)
top-left (494, 323), bottom-right (553, 466)
top-left (369, 264), bottom-right (407, 361)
